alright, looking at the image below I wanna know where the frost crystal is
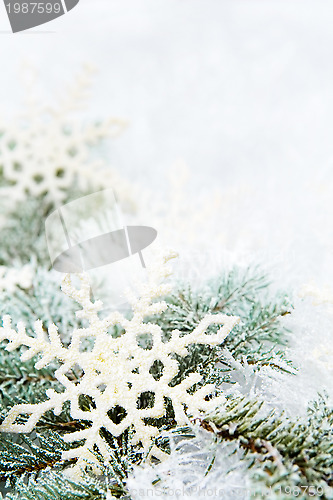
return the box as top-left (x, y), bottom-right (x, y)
top-left (127, 428), bottom-right (249, 500)
top-left (0, 264), bottom-right (33, 293)
top-left (299, 282), bottom-right (333, 307)
top-left (0, 252), bottom-right (239, 475)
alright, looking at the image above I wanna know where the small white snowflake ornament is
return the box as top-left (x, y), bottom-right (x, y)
top-left (0, 251), bottom-right (239, 476)
top-left (0, 65), bottom-right (133, 210)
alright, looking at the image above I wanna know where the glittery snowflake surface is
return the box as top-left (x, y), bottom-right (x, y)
top-left (0, 252), bottom-right (239, 475)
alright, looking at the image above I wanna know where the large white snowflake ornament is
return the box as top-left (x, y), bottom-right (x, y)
top-left (0, 252), bottom-right (240, 476)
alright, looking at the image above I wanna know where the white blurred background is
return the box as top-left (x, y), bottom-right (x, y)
top-left (1, 1), bottom-right (333, 180)
top-left (1, 0), bottom-right (333, 286)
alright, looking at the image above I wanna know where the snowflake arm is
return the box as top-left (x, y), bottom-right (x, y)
top-left (0, 316), bottom-right (66, 368)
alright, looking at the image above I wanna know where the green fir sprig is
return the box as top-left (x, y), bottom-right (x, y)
top-left (203, 394), bottom-right (333, 499)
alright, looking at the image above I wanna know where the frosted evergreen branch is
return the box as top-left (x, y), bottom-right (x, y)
top-left (203, 395), bottom-right (333, 498)
top-left (0, 430), bottom-right (71, 484)
top-left (160, 267), bottom-right (293, 378)
top-left (2, 469), bottom-right (108, 500)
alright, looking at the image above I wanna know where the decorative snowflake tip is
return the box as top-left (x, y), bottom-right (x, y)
top-left (0, 251), bottom-right (240, 476)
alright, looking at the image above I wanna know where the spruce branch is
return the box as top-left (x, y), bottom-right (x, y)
top-left (0, 430), bottom-right (72, 485)
top-left (0, 198), bottom-right (51, 267)
top-left (2, 470), bottom-right (108, 500)
top-left (203, 395), bottom-right (333, 499)
top-left (162, 267), bottom-right (291, 350)
top-left (0, 268), bottom-right (82, 343)
top-left (157, 267), bottom-right (293, 391)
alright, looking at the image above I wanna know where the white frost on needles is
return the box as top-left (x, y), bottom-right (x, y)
top-left (127, 427), bottom-right (250, 500)
top-left (0, 251), bottom-right (240, 476)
